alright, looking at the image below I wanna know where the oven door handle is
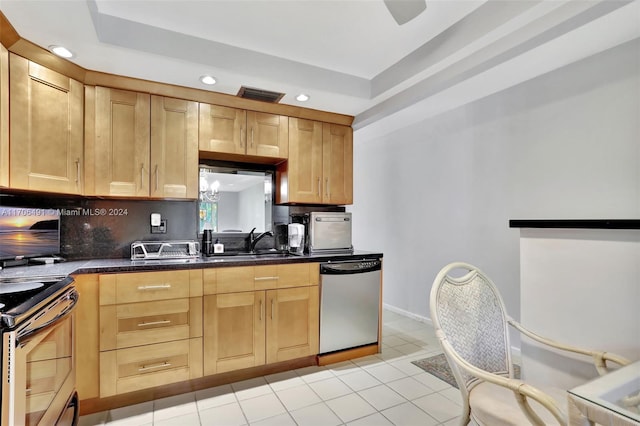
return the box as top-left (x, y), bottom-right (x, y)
top-left (16, 289), bottom-right (78, 347)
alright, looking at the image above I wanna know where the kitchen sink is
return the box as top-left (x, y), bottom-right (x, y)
top-left (252, 249), bottom-right (290, 257)
top-left (207, 250), bottom-right (290, 260)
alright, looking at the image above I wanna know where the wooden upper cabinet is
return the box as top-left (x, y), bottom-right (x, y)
top-left (9, 54), bottom-right (84, 194)
top-left (150, 96), bottom-right (199, 198)
top-left (277, 118), bottom-right (352, 205)
top-left (0, 45), bottom-right (8, 188)
top-left (199, 104), bottom-right (245, 155)
top-left (246, 111), bottom-right (288, 158)
top-left (281, 117), bottom-right (323, 204)
top-left (322, 123), bottom-right (353, 205)
top-left (88, 86), bottom-right (150, 197)
top-left (199, 103), bottom-right (288, 161)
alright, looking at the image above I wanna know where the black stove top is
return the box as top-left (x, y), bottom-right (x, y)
top-left (0, 275), bottom-right (74, 330)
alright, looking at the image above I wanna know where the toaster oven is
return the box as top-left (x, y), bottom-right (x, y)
top-left (308, 212), bottom-right (353, 253)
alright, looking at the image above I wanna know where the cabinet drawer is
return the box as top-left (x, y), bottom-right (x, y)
top-left (100, 338), bottom-right (202, 397)
top-left (100, 271), bottom-right (191, 305)
top-left (204, 266), bottom-right (255, 294)
top-left (205, 263), bottom-right (320, 294)
top-left (275, 263), bottom-right (318, 288)
top-left (100, 298), bottom-right (201, 351)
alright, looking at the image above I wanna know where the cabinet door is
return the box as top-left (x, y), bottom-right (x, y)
top-left (322, 123), bottom-right (353, 205)
top-left (203, 292), bottom-right (265, 375)
top-left (266, 286), bottom-right (319, 364)
top-left (9, 54), bottom-right (83, 194)
top-left (151, 96), bottom-right (198, 198)
top-left (246, 112), bottom-right (288, 159)
top-left (286, 118), bottom-right (323, 203)
top-left (0, 45), bottom-right (8, 188)
top-left (93, 87), bottom-right (150, 196)
top-left (199, 103), bottom-right (246, 155)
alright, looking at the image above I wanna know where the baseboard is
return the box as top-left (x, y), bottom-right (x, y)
top-left (383, 303), bottom-right (522, 358)
top-left (382, 303), bottom-right (433, 327)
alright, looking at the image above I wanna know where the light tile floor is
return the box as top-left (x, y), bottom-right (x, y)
top-left (78, 310), bottom-right (463, 426)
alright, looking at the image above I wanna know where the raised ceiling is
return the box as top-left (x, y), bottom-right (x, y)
top-left (1, 0), bottom-right (638, 137)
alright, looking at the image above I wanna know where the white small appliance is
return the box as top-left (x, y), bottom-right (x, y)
top-left (288, 223), bottom-right (305, 255)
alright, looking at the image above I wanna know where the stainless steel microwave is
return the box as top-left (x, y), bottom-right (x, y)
top-left (308, 212), bottom-right (353, 253)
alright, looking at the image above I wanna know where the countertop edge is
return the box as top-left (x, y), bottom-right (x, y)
top-left (509, 219), bottom-right (640, 230)
top-left (0, 251), bottom-right (384, 279)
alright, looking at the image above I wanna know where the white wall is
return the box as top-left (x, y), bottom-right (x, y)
top-left (519, 228), bottom-right (640, 389)
top-left (218, 192), bottom-right (240, 231)
top-left (350, 39), bottom-right (640, 328)
top-left (238, 183), bottom-right (266, 232)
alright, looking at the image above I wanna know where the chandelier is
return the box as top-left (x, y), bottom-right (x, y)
top-left (199, 175), bottom-right (220, 203)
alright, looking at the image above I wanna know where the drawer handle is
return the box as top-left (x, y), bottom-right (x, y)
top-left (254, 276), bottom-right (279, 281)
top-left (137, 320), bottom-right (171, 327)
top-left (138, 362), bottom-right (171, 372)
top-left (137, 284), bottom-right (171, 291)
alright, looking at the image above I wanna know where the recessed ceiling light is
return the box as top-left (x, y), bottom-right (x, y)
top-left (49, 45), bottom-right (74, 58)
top-left (200, 75), bottom-right (217, 85)
top-left (296, 93), bottom-right (310, 102)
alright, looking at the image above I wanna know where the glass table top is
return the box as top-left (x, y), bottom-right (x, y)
top-left (568, 360), bottom-right (640, 423)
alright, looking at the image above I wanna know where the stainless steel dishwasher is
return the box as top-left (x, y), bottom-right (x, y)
top-left (319, 258), bottom-right (382, 354)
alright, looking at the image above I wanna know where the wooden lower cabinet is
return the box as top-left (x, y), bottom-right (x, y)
top-left (74, 274), bottom-right (100, 402)
top-left (203, 264), bottom-right (320, 375)
top-left (99, 297), bottom-right (201, 351)
top-left (266, 286), bottom-right (319, 364)
top-left (96, 270), bottom-right (204, 398)
top-left (76, 264), bottom-right (320, 411)
top-left (203, 286), bottom-right (319, 375)
top-left (100, 338), bottom-right (202, 397)
top-left (203, 292), bottom-right (265, 375)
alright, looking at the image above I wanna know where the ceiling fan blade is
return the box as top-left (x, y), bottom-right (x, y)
top-left (384, 0), bottom-right (427, 25)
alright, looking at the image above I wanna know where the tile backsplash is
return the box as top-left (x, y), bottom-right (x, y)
top-left (1, 193), bottom-right (347, 260)
top-left (1, 193), bottom-right (198, 259)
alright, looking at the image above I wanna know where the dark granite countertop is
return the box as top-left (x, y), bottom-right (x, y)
top-left (0, 250), bottom-right (383, 280)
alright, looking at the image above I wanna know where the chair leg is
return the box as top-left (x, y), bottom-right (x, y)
top-left (458, 402), bottom-right (471, 426)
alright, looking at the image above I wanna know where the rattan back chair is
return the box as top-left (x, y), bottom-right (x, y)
top-left (429, 262), bottom-right (631, 426)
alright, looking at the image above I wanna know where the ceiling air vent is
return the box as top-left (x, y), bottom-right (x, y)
top-left (237, 86), bottom-right (285, 103)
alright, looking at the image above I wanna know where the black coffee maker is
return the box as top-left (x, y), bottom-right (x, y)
top-left (273, 223), bottom-right (288, 252)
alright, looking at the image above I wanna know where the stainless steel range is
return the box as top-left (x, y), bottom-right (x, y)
top-left (0, 275), bottom-right (79, 426)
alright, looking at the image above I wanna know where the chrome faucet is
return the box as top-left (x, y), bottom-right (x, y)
top-left (246, 227), bottom-right (274, 253)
